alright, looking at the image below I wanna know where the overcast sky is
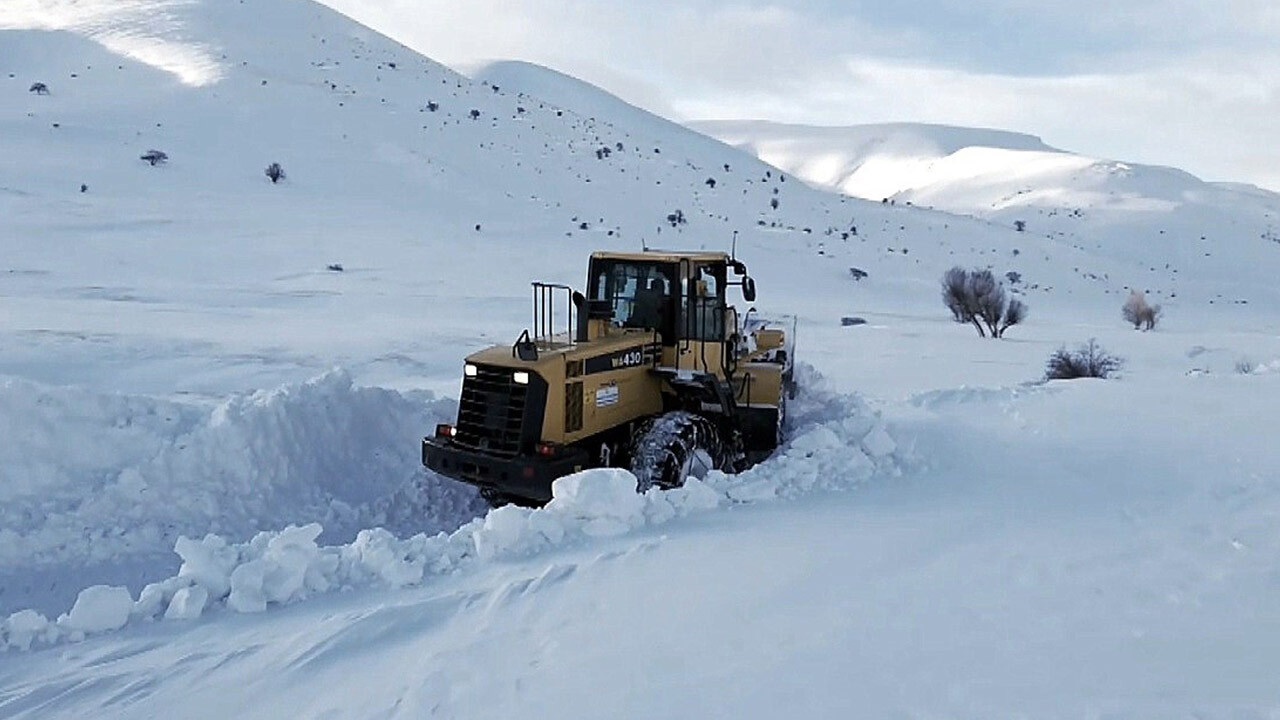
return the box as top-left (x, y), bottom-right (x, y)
top-left (320, 0), bottom-right (1280, 191)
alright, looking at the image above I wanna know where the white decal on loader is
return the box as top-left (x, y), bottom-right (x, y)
top-left (595, 384), bottom-right (619, 407)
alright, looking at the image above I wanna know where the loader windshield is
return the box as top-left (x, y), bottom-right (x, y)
top-left (589, 260), bottom-right (677, 340)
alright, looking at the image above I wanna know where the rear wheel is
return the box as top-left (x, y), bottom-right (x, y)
top-left (629, 411), bottom-right (728, 492)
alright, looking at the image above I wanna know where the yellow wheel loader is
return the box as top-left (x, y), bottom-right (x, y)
top-left (422, 249), bottom-right (795, 506)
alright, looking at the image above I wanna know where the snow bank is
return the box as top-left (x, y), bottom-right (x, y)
top-left (2, 365), bottom-right (902, 652)
top-left (0, 370), bottom-right (483, 579)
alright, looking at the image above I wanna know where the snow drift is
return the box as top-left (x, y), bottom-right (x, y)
top-left (0, 370), bottom-right (486, 615)
top-left (0, 366), bottom-right (902, 651)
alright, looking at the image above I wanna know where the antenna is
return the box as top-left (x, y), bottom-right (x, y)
top-left (730, 230), bottom-right (738, 261)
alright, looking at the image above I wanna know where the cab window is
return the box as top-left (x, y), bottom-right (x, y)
top-left (680, 263), bottom-right (726, 341)
top-left (590, 261), bottom-right (675, 337)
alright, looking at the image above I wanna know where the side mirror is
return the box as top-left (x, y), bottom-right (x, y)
top-left (742, 276), bottom-right (757, 302)
top-left (730, 260), bottom-right (747, 276)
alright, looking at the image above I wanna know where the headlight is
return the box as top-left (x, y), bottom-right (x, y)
top-left (464, 363), bottom-right (478, 377)
top-left (513, 371), bottom-right (530, 385)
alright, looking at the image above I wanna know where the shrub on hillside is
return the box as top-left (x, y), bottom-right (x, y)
top-left (29, 82), bottom-right (49, 95)
top-left (941, 266), bottom-right (1027, 338)
top-left (140, 149), bottom-right (168, 166)
top-left (265, 162), bottom-right (286, 183)
top-left (1045, 339), bottom-right (1123, 380)
top-left (1122, 290), bottom-right (1161, 330)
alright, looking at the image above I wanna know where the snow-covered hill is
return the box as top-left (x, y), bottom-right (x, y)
top-left (696, 120), bottom-right (1280, 293)
top-left (693, 119), bottom-right (1280, 214)
top-left (4, 3), bottom-right (1280, 716)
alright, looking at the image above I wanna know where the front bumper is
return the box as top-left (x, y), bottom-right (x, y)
top-left (422, 437), bottom-right (589, 504)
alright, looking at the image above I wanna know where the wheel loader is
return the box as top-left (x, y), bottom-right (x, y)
top-left (422, 249), bottom-right (795, 506)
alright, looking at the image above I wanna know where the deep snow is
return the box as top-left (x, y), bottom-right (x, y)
top-left (3, 0), bottom-right (1280, 716)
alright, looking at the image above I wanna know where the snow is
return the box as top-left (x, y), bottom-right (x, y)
top-left (162, 586), bottom-right (208, 621)
top-left (2, 0), bottom-right (1280, 715)
top-left (59, 586), bottom-right (133, 635)
top-left (0, 363), bottom-right (900, 651)
top-left (0, 369), bottom-right (483, 615)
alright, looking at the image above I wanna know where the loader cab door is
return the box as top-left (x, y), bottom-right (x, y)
top-left (678, 262), bottom-right (727, 342)
top-left (587, 259), bottom-right (678, 344)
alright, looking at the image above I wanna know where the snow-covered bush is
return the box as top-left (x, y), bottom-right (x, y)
top-left (140, 149), bottom-right (168, 166)
top-left (265, 162), bottom-right (286, 183)
top-left (941, 267), bottom-right (1027, 338)
top-left (1122, 291), bottom-right (1161, 330)
top-left (1045, 339), bottom-right (1123, 380)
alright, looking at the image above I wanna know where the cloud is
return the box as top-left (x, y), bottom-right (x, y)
top-left (316, 0), bottom-right (1280, 190)
top-left (674, 50), bottom-right (1280, 189)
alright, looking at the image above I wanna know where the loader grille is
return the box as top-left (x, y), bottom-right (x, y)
top-left (454, 365), bottom-right (529, 458)
top-left (565, 381), bottom-right (584, 433)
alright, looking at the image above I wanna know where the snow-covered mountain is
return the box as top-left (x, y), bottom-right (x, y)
top-left (695, 119), bottom-right (1280, 274)
top-left (693, 119), bottom-right (1280, 213)
top-left (4, 3), bottom-right (1280, 717)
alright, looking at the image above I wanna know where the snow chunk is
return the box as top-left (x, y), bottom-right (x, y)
top-left (473, 504), bottom-right (538, 559)
top-left (668, 478), bottom-right (722, 513)
top-left (60, 585), bottom-right (133, 634)
top-left (135, 576), bottom-right (189, 619)
top-left (165, 585), bottom-right (209, 621)
top-left (228, 524), bottom-right (323, 612)
top-left (861, 424), bottom-right (897, 459)
top-left (5, 610), bottom-right (53, 651)
top-left (549, 469), bottom-right (646, 537)
top-left (343, 528), bottom-right (425, 587)
top-left (176, 534), bottom-right (241, 599)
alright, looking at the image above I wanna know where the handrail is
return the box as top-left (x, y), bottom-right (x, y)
top-left (531, 282), bottom-right (576, 345)
top-left (677, 258), bottom-right (692, 371)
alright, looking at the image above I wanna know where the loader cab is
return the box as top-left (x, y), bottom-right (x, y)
top-left (585, 253), bottom-right (734, 346)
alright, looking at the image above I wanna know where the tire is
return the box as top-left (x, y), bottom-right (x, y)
top-left (629, 411), bottom-right (728, 492)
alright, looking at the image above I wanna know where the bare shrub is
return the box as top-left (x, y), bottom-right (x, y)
top-left (1045, 339), bottom-right (1123, 380)
top-left (139, 149), bottom-right (168, 166)
top-left (1122, 291), bottom-right (1161, 330)
top-left (29, 82), bottom-right (49, 95)
top-left (941, 266), bottom-right (1028, 338)
top-left (265, 162), bottom-right (286, 183)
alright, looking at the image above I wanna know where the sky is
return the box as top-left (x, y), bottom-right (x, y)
top-left (316, 0), bottom-right (1280, 192)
